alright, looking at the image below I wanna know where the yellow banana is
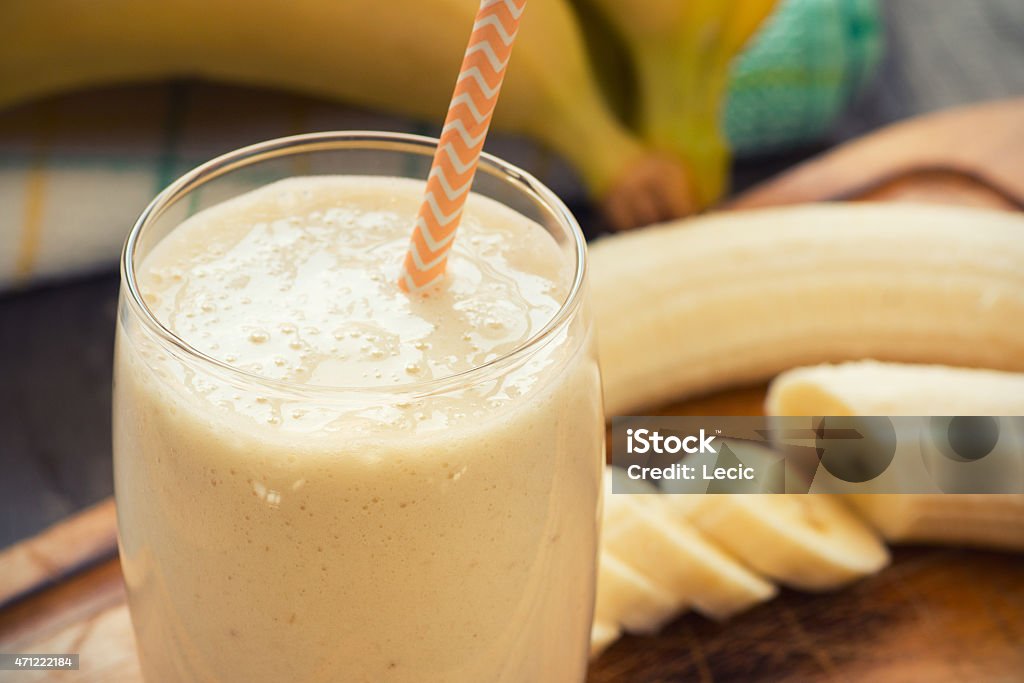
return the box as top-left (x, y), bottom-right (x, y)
top-left (0, 0), bottom-right (691, 229)
top-left (590, 203), bottom-right (1024, 415)
top-left (575, 0), bottom-right (778, 211)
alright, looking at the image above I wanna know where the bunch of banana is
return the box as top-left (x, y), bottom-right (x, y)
top-left (3, 0), bottom-right (769, 229)
top-left (768, 361), bottom-right (1024, 552)
top-left (590, 202), bottom-right (1024, 415)
top-left (575, 0), bottom-right (778, 218)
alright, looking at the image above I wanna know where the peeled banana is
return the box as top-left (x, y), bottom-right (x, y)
top-left (591, 203), bottom-right (1024, 415)
top-left (767, 360), bottom-right (1024, 551)
top-left (767, 361), bottom-right (1024, 416)
top-left (1, 0), bottom-right (691, 229)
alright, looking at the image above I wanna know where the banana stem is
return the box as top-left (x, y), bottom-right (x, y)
top-left (632, 42), bottom-right (731, 208)
top-left (596, 0), bottom-right (778, 210)
top-left (539, 99), bottom-right (649, 196)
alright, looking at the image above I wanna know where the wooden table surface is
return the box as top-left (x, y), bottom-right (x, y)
top-left (2, 537), bottom-right (1023, 682)
top-left (2, 98), bottom-right (1023, 681)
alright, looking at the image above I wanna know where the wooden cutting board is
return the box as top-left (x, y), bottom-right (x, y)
top-left (728, 97), bottom-right (1024, 212)
top-left (1, 98), bottom-right (1023, 682)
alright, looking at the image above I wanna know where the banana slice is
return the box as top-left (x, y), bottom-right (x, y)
top-left (590, 620), bottom-right (621, 659)
top-left (595, 552), bottom-right (683, 634)
top-left (604, 482), bottom-right (777, 619)
top-left (684, 494), bottom-right (890, 591)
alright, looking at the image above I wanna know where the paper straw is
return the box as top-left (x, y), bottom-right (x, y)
top-left (399, 0), bottom-right (528, 292)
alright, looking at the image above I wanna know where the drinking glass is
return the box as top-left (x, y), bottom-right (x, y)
top-left (114, 132), bottom-right (604, 682)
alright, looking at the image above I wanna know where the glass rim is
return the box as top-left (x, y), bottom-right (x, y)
top-left (120, 130), bottom-right (588, 397)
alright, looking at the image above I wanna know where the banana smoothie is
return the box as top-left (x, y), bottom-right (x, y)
top-left (114, 175), bottom-right (604, 681)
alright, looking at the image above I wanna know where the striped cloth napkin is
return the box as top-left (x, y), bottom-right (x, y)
top-left (0, 0), bottom-right (879, 291)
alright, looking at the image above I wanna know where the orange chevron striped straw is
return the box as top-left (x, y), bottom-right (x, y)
top-left (399, 0), bottom-right (528, 292)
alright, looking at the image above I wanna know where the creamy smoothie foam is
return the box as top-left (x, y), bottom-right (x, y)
top-left (114, 175), bottom-right (603, 682)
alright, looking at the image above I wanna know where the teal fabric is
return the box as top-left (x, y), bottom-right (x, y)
top-left (725, 0), bottom-right (883, 156)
